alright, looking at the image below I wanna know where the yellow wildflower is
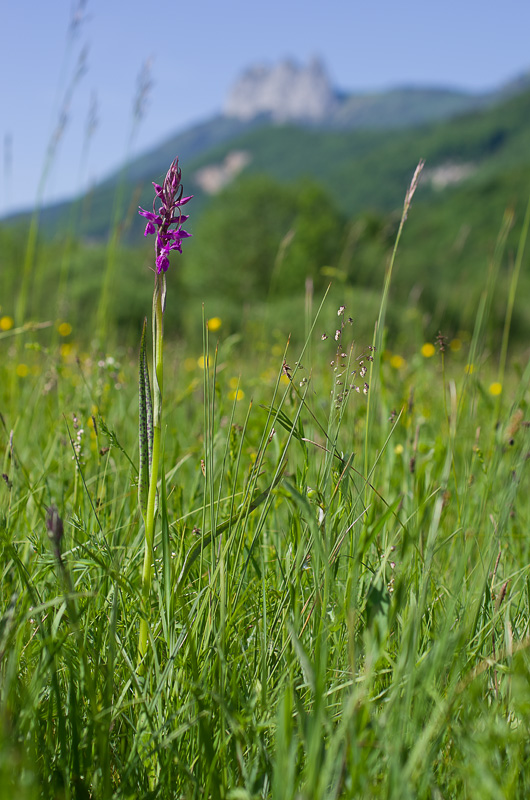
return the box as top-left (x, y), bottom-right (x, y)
top-left (58, 322), bottom-right (72, 337)
top-left (390, 354), bottom-right (406, 370)
top-left (60, 343), bottom-right (74, 359)
top-left (207, 317), bottom-right (222, 332)
top-left (489, 382), bottom-right (502, 396)
top-left (0, 316), bottom-right (14, 331)
top-left (421, 343), bottom-right (435, 358)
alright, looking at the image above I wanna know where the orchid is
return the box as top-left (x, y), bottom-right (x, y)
top-left (136, 158), bottom-right (192, 672)
top-left (138, 157), bottom-right (192, 272)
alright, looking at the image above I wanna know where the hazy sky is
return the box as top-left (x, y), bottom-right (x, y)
top-left (2, 0), bottom-right (530, 215)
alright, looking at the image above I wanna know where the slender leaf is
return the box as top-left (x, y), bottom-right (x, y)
top-left (138, 317), bottom-right (152, 519)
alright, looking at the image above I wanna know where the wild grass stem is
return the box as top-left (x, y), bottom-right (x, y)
top-left (496, 192), bottom-right (530, 413)
top-left (363, 160), bottom-right (424, 486)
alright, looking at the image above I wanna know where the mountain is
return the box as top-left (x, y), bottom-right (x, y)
top-left (4, 59), bottom-right (530, 239)
top-left (3, 63), bottom-right (530, 346)
top-left (223, 57), bottom-right (489, 129)
top-left (180, 84), bottom-right (530, 251)
top-left (224, 57), bottom-right (340, 122)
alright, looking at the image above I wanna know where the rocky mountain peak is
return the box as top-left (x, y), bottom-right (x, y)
top-left (223, 57), bottom-right (339, 122)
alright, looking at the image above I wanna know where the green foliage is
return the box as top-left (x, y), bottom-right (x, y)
top-left (277, 180), bottom-right (345, 295)
top-left (183, 174), bottom-right (297, 301)
top-left (1, 284), bottom-right (529, 796)
top-left (182, 175), bottom-right (345, 308)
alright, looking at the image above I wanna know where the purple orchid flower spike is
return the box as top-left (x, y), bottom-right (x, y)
top-left (138, 158), bottom-right (192, 273)
top-left (136, 157), bottom-right (192, 671)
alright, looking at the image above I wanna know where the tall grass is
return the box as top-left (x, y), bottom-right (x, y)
top-left (1, 175), bottom-right (529, 800)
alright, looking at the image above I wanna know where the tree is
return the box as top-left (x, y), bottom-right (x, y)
top-left (182, 174), bottom-right (345, 304)
top-left (182, 175), bottom-right (297, 303)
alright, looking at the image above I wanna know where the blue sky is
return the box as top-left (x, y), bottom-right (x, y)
top-left (2, 0), bottom-right (530, 215)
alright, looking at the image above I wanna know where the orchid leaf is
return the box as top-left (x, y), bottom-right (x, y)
top-left (138, 317), bottom-right (153, 519)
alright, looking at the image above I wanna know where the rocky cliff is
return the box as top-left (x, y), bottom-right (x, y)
top-left (223, 57), bottom-right (339, 122)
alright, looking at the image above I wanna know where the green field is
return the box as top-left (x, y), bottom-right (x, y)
top-left (1, 153), bottom-right (529, 799)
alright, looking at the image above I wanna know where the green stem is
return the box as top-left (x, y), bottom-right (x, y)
top-left (137, 277), bottom-right (164, 671)
top-left (497, 193), bottom-right (530, 409)
top-left (363, 160), bottom-right (424, 490)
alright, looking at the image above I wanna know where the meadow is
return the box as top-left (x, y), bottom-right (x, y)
top-left (1, 152), bottom-right (529, 800)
